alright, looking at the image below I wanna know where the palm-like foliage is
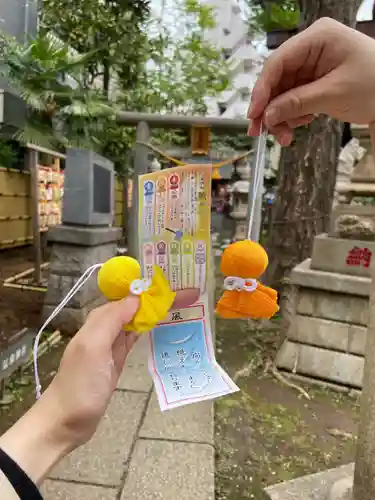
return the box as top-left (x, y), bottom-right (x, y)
top-left (0, 32), bottom-right (116, 150)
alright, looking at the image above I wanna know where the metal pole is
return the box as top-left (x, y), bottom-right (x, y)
top-left (128, 121), bottom-right (150, 258)
top-left (246, 136), bottom-right (265, 242)
top-left (122, 172), bottom-right (129, 243)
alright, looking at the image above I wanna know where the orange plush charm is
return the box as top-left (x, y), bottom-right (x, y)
top-left (216, 240), bottom-right (279, 320)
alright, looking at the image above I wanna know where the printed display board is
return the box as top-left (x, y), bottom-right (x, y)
top-left (37, 163), bottom-right (64, 231)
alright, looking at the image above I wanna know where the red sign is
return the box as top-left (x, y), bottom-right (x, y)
top-left (346, 247), bottom-right (372, 268)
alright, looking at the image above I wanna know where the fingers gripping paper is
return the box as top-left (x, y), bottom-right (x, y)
top-left (138, 165), bottom-right (239, 410)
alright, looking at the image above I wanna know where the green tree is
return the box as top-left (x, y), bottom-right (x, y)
top-left (108, 0), bottom-right (232, 164)
top-left (40, 0), bottom-right (232, 171)
top-left (0, 32), bottom-right (114, 149)
top-left (39, 0), bottom-right (151, 97)
top-left (249, 0), bottom-right (300, 32)
top-left (127, 0), bottom-right (230, 115)
top-left (39, 0), bottom-right (151, 171)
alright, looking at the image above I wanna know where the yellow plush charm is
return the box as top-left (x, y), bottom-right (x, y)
top-left (97, 256), bottom-right (176, 333)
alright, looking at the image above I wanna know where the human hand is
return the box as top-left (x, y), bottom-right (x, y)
top-left (48, 289), bottom-right (196, 439)
top-left (0, 285), bottom-right (202, 492)
top-left (173, 289), bottom-right (200, 309)
top-left (0, 296), bottom-right (140, 486)
top-left (248, 18), bottom-right (375, 146)
top-left (45, 296), bottom-right (140, 446)
top-left (52, 290), bottom-right (197, 443)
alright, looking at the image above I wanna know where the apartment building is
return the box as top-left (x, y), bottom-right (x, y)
top-left (203, 0), bottom-right (263, 119)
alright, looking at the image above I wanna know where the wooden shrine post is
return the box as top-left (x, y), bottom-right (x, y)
top-left (27, 148), bottom-right (42, 284)
top-left (128, 122), bottom-right (150, 259)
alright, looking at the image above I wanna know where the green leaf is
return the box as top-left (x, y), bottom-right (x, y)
top-left (250, 0), bottom-right (300, 31)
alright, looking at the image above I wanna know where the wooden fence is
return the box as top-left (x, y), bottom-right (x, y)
top-left (0, 166), bottom-right (128, 251)
top-left (0, 167), bottom-right (33, 249)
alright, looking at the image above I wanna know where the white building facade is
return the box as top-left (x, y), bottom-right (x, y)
top-left (203, 0), bottom-right (373, 120)
top-left (203, 0), bottom-right (263, 119)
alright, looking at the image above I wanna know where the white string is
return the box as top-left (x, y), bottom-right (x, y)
top-left (247, 124), bottom-right (268, 241)
top-left (33, 263), bottom-right (103, 399)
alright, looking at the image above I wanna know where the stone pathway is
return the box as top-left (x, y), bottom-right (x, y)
top-left (41, 334), bottom-right (215, 500)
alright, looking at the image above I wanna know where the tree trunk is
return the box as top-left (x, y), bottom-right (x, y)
top-left (122, 170), bottom-right (129, 244)
top-left (103, 59), bottom-right (110, 98)
top-left (265, 0), bottom-right (363, 296)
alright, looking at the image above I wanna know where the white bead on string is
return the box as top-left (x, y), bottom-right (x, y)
top-left (223, 276), bottom-right (258, 292)
top-left (130, 278), bottom-right (151, 296)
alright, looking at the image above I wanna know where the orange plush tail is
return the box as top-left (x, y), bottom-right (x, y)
top-left (216, 284), bottom-right (279, 320)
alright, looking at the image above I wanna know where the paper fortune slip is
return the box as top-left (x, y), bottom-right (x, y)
top-left (138, 165), bottom-right (239, 411)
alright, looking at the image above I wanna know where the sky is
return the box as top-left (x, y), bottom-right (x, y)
top-left (358, 0), bottom-right (373, 21)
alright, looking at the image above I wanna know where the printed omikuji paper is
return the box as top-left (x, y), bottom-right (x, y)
top-left (138, 165), bottom-right (239, 411)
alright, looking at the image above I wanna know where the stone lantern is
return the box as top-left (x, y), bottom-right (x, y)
top-left (149, 157), bottom-right (161, 172)
top-left (235, 155), bottom-right (251, 181)
top-left (229, 180), bottom-right (250, 241)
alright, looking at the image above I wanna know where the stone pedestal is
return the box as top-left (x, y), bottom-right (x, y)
top-left (43, 225), bottom-right (122, 335)
top-left (267, 128), bottom-right (375, 500)
top-left (327, 477), bottom-right (353, 500)
top-left (275, 126), bottom-right (375, 388)
top-left (329, 205), bottom-right (375, 241)
top-left (311, 233), bottom-right (375, 278)
top-left (265, 463), bottom-right (354, 500)
top-left (276, 259), bottom-right (370, 388)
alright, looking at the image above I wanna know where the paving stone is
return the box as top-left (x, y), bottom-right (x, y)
top-left (140, 391), bottom-right (214, 444)
top-left (120, 440), bottom-right (214, 500)
top-left (265, 463), bottom-right (354, 500)
top-left (41, 480), bottom-right (118, 500)
top-left (50, 392), bottom-right (147, 486)
top-left (327, 477), bottom-right (353, 500)
top-left (117, 334), bottom-right (152, 393)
